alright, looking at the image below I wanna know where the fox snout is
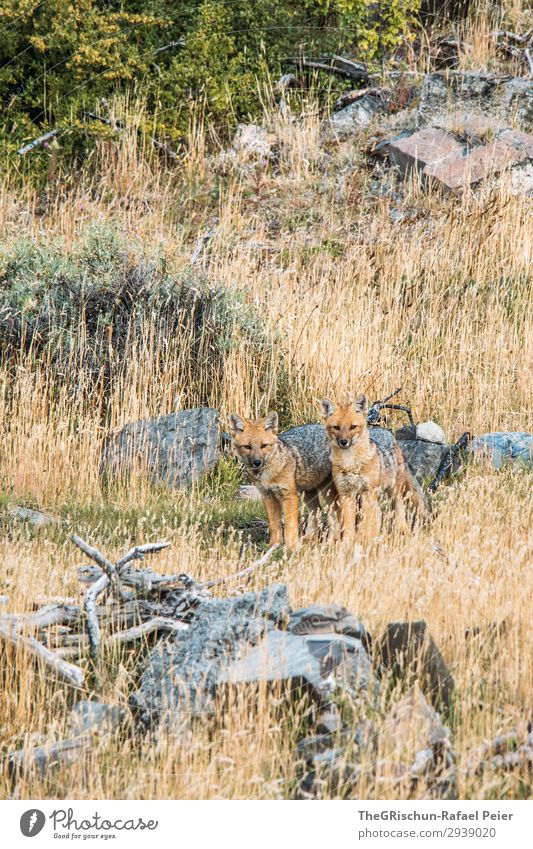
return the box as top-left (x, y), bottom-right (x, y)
top-left (337, 437), bottom-right (351, 448)
top-left (250, 456), bottom-right (264, 469)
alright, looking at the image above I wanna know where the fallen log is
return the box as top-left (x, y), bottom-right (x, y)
top-left (2, 603), bottom-right (81, 631)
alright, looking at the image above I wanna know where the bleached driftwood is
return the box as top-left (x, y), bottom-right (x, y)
top-left (107, 617), bottom-right (188, 646)
top-left (116, 541), bottom-right (171, 571)
top-left (206, 544), bottom-right (280, 588)
top-left (83, 573), bottom-right (109, 661)
top-left (0, 621), bottom-right (84, 688)
top-left (3, 603), bottom-right (80, 631)
top-left (71, 534), bottom-right (126, 600)
top-left (292, 55), bottom-right (367, 81)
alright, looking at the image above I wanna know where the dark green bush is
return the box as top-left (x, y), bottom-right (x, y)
top-left (0, 0), bottom-right (420, 172)
top-left (0, 225), bottom-right (272, 412)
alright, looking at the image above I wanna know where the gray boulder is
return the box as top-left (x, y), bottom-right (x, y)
top-left (395, 436), bottom-right (449, 485)
top-left (219, 628), bottom-right (375, 701)
top-left (330, 95), bottom-right (382, 133)
top-left (131, 589), bottom-right (377, 729)
top-left (130, 584), bottom-right (291, 727)
top-left (100, 407), bottom-right (220, 488)
top-left (418, 72), bottom-right (533, 131)
top-left (469, 432), bottom-right (533, 469)
top-left (8, 506), bottom-right (54, 527)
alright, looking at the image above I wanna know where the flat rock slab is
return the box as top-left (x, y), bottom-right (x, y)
top-left (388, 119), bottom-right (533, 189)
top-left (218, 629), bottom-right (375, 699)
top-left (131, 590), bottom-right (377, 728)
top-left (330, 95), bottom-right (383, 133)
top-left (469, 432), bottom-right (533, 469)
top-left (388, 127), bottom-right (463, 175)
top-left (100, 407), bottom-right (220, 488)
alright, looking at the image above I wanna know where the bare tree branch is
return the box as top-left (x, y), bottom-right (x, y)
top-left (0, 621), bottom-right (84, 688)
top-left (206, 544), bottom-right (280, 588)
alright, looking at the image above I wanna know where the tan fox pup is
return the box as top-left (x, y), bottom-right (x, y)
top-left (321, 395), bottom-right (428, 542)
top-left (228, 412), bottom-right (334, 549)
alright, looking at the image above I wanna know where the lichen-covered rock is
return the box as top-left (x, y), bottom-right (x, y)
top-left (130, 584), bottom-right (291, 728)
top-left (100, 408), bottom-right (220, 488)
top-left (330, 95), bottom-right (382, 133)
top-left (418, 72), bottom-right (533, 131)
top-left (469, 432), bottom-right (533, 469)
top-left (396, 439), bottom-right (449, 485)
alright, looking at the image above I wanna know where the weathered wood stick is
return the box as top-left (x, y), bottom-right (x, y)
top-left (107, 617), bottom-right (188, 646)
top-left (83, 573), bottom-right (108, 661)
top-left (17, 128), bottom-right (59, 155)
top-left (116, 541), bottom-right (170, 571)
top-left (292, 55), bottom-right (367, 81)
top-left (152, 39), bottom-right (185, 56)
top-left (0, 622), bottom-right (84, 688)
top-left (206, 544), bottom-right (280, 588)
top-left (8, 738), bottom-right (87, 778)
top-left (79, 564), bottom-right (187, 594)
top-left (491, 29), bottom-right (533, 44)
top-left (71, 534), bottom-right (126, 600)
top-left (2, 603), bottom-right (81, 631)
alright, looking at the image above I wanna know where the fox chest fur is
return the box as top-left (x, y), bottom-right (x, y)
top-left (331, 439), bottom-right (398, 496)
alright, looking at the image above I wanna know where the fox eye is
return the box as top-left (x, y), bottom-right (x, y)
top-left (332, 425), bottom-right (340, 431)
top-left (242, 444), bottom-right (252, 450)
top-left (350, 424), bottom-right (357, 430)
top-left (260, 443), bottom-right (269, 449)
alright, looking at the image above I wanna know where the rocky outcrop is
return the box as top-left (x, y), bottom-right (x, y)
top-left (100, 408), bottom-right (221, 488)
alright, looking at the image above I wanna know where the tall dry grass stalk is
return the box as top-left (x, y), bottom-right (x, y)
top-left (0, 82), bottom-right (532, 800)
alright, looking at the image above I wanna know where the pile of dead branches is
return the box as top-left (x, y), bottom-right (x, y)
top-left (0, 535), bottom-right (279, 690)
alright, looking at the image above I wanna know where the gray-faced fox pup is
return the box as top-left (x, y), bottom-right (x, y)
top-left (321, 395), bottom-right (428, 542)
top-left (229, 412), bottom-right (334, 549)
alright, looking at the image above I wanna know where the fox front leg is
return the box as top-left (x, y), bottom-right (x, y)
top-left (359, 490), bottom-right (381, 542)
top-left (281, 492), bottom-right (300, 550)
top-left (338, 494), bottom-right (357, 543)
top-left (263, 495), bottom-right (283, 545)
top-left (393, 494), bottom-right (412, 536)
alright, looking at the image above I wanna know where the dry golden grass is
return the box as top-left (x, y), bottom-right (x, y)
top-left (0, 71), bottom-right (532, 799)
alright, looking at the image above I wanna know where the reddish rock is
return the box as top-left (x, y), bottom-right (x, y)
top-left (388, 128), bottom-right (463, 177)
top-left (424, 139), bottom-right (525, 189)
top-left (386, 116), bottom-right (533, 190)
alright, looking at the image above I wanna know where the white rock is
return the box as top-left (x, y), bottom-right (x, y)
top-left (236, 485), bottom-right (262, 501)
top-left (9, 506), bottom-right (54, 526)
top-left (330, 95), bottom-right (382, 134)
top-left (416, 421), bottom-right (446, 444)
top-left (231, 124), bottom-right (276, 160)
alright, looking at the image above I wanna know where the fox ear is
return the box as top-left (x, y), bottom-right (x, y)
top-left (321, 398), bottom-right (335, 418)
top-left (263, 411), bottom-right (278, 432)
top-left (228, 414), bottom-right (245, 434)
top-left (354, 394), bottom-right (367, 413)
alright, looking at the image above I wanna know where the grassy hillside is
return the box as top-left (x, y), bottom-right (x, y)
top-left (0, 0), bottom-right (532, 800)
